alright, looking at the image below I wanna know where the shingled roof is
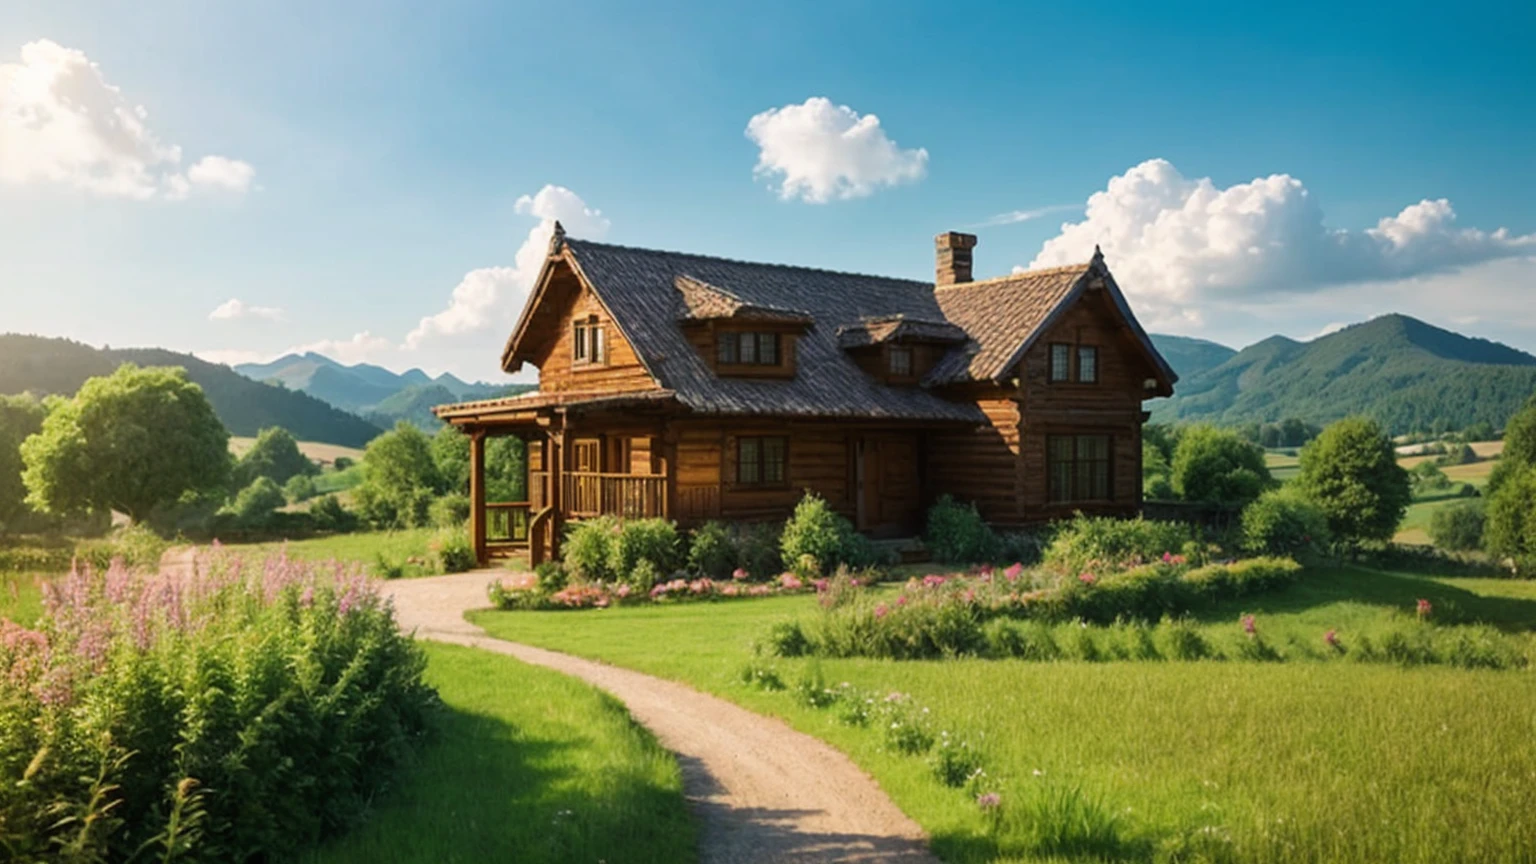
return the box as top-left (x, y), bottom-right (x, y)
top-left (489, 235), bottom-right (1170, 422)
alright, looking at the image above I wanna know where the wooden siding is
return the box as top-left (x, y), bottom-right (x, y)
top-left (530, 264), bottom-right (660, 396)
top-left (672, 420), bottom-right (855, 525)
top-left (1014, 286), bottom-right (1146, 519)
top-left (927, 389), bottom-right (1022, 525)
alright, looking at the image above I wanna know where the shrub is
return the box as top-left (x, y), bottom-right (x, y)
top-left (534, 561), bottom-right (569, 593)
top-left (563, 516), bottom-right (619, 582)
top-left (762, 620), bottom-right (811, 657)
top-left (735, 522), bottom-right (784, 579)
top-left (1171, 425), bottom-right (1273, 507)
top-left (997, 530), bottom-right (1047, 567)
top-left (1241, 487), bottom-right (1331, 556)
top-left (609, 519), bottom-right (682, 583)
top-left (928, 731), bottom-right (985, 788)
top-left (925, 496), bottom-right (1001, 563)
top-left (1042, 514), bottom-right (1196, 572)
top-left (74, 522), bottom-right (169, 572)
top-left (230, 476), bottom-right (286, 526)
top-left (1161, 617), bottom-right (1212, 660)
top-left (309, 494), bottom-right (359, 533)
top-left (429, 492), bottom-right (471, 528)
top-left (687, 521), bottom-right (736, 578)
top-left (332, 456), bottom-right (355, 471)
top-left (0, 554), bottom-right (436, 862)
top-left (430, 528), bottom-right (476, 573)
top-left (284, 473), bottom-right (318, 503)
top-left (982, 618), bottom-right (1061, 660)
top-left (781, 492), bottom-right (862, 576)
top-left (1429, 501), bottom-right (1486, 552)
top-left (630, 559), bottom-right (663, 594)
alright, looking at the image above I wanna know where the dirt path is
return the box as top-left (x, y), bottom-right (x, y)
top-left (379, 571), bottom-right (939, 864)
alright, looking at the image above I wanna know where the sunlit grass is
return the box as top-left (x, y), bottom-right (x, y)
top-left (299, 642), bottom-right (695, 864)
top-left (471, 566), bottom-right (1536, 863)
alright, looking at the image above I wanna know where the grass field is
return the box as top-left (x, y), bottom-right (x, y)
top-left (229, 436), bottom-right (365, 466)
top-left (471, 566), bottom-right (1536, 863)
top-left (301, 642), bottom-right (695, 864)
top-left (228, 529), bottom-right (526, 576)
top-left (0, 572), bottom-right (43, 625)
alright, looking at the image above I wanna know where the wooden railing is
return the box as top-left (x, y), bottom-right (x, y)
top-left (486, 502), bottom-right (530, 545)
top-left (563, 472), bottom-right (667, 519)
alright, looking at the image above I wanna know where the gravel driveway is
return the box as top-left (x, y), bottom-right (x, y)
top-left (380, 571), bottom-right (939, 864)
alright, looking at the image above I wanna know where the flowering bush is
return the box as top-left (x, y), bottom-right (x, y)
top-left (1041, 514), bottom-right (1201, 574)
top-left (925, 495), bottom-right (1001, 564)
top-left (0, 549), bottom-right (436, 862)
top-left (486, 565), bottom-right (839, 611)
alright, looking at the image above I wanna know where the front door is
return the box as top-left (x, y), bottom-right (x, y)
top-left (855, 434), bottom-right (921, 538)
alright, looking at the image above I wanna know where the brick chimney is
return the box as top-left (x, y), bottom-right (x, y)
top-left (935, 231), bottom-right (977, 286)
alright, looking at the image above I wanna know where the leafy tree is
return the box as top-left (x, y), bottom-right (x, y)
top-left (355, 422), bottom-right (442, 528)
top-left (430, 425), bottom-right (527, 501)
top-left (229, 476), bottom-right (285, 526)
top-left (284, 473), bottom-right (318, 503)
top-left (1489, 398), bottom-right (1536, 494)
top-left (21, 364), bottom-right (230, 524)
top-left (1429, 501), bottom-right (1485, 552)
top-left (1485, 465), bottom-right (1536, 573)
top-left (0, 393), bottom-right (47, 531)
top-left (1297, 417), bottom-right (1412, 546)
top-left (1142, 440), bottom-right (1174, 500)
top-left (1462, 420), bottom-right (1495, 442)
top-left (234, 426), bottom-right (317, 488)
top-left (1170, 425), bottom-right (1272, 507)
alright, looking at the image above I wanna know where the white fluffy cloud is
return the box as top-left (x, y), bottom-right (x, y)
top-left (1028, 159), bottom-right (1536, 330)
top-left (0, 39), bottom-right (254, 199)
top-left (745, 97), bottom-right (928, 203)
top-left (208, 298), bottom-right (283, 321)
top-left (404, 184), bottom-right (610, 350)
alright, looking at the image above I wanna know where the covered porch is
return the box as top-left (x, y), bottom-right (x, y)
top-left (434, 390), bottom-right (686, 566)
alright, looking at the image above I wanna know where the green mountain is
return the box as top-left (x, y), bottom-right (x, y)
top-left (0, 335), bottom-right (384, 447)
top-left (1149, 334), bottom-right (1238, 381)
top-left (1150, 314), bottom-right (1536, 433)
top-left (234, 352), bottom-right (517, 422)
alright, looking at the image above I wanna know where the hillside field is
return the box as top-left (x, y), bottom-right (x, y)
top-left (229, 436), bottom-right (364, 466)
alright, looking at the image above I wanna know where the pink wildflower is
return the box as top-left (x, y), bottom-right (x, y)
top-left (922, 574), bottom-right (947, 588)
top-left (616, 583), bottom-right (632, 599)
top-left (976, 792), bottom-right (1002, 811)
top-left (1242, 614), bottom-right (1257, 636)
top-left (1078, 572), bottom-right (1096, 585)
top-left (1162, 551), bottom-right (1173, 563)
top-left (732, 568), bottom-right (749, 581)
top-left (896, 594), bottom-right (909, 607)
top-left (874, 603), bottom-right (889, 619)
top-left (721, 584), bottom-right (739, 597)
top-left (813, 578), bottom-right (830, 593)
top-left (1416, 598), bottom-right (1433, 621)
top-left (1004, 563), bottom-right (1023, 583)
top-left (779, 574), bottom-right (803, 591)
top-left (1324, 629), bottom-right (1340, 650)
top-left (962, 589), bottom-right (976, 604)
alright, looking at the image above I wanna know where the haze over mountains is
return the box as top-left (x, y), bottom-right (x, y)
top-left (1150, 314), bottom-right (1536, 432)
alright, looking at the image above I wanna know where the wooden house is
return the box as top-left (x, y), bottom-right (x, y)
top-left (435, 226), bottom-right (1177, 565)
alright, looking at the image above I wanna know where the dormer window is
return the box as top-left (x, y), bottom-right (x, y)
top-left (889, 346), bottom-right (913, 377)
top-left (573, 318), bottom-right (606, 366)
top-left (718, 332), bottom-right (781, 367)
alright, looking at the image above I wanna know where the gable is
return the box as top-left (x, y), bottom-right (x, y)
top-left (505, 254), bottom-right (661, 395)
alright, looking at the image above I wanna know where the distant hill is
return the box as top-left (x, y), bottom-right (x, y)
top-left (1151, 314), bottom-right (1536, 432)
top-left (1149, 334), bottom-right (1237, 381)
top-left (235, 352), bottom-right (528, 427)
top-left (0, 335), bottom-right (384, 447)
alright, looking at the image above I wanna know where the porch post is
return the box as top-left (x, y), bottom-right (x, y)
top-left (468, 427), bottom-right (487, 566)
top-left (547, 425), bottom-right (565, 560)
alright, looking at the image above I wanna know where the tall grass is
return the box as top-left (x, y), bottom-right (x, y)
top-left (472, 565), bottom-right (1536, 863)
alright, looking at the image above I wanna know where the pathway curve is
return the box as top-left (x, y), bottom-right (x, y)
top-left (379, 571), bottom-right (940, 864)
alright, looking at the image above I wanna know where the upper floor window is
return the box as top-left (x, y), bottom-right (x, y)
top-left (573, 319), bottom-right (606, 365)
top-left (1049, 343), bottom-right (1071, 382)
top-left (718, 332), bottom-right (781, 366)
top-left (1077, 346), bottom-right (1099, 383)
top-left (737, 436), bottom-right (787, 486)
top-left (889, 346), bottom-right (914, 377)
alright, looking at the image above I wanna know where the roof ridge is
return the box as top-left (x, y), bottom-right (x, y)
top-left (933, 261), bottom-right (1093, 291)
top-left (567, 236), bottom-right (934, 288)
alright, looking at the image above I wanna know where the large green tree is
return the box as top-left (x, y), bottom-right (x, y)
top-left (1170, 425), bottom-right (1272, 507)
top-left (1485, 465), bottom-right (1536, 573)
top-left (0, 393), bottom-right (47, 531)
top-left (234, 426), bottom-right (317, 488)
top-left (21, 365), bottom-right (230, 524)
top-left (1488, 397), bottom-right (1536, 494)
top-left (1297, 417), bottom-right (1412, 545)
top-left (355, 422), bottom-right (443, 528)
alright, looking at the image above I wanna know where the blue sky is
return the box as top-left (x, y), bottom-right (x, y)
top-left (2, 0), bottom-right (1533, 381)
